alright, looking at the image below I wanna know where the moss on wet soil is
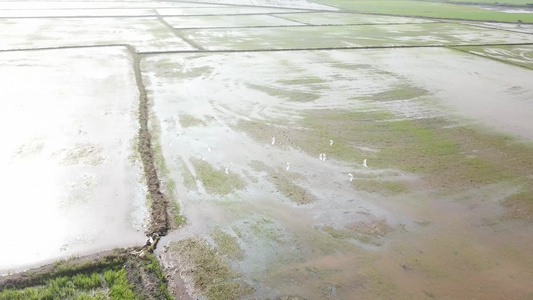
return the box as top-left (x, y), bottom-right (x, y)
top-left (250, 160), bottom-right (318, 204)
top-left (210, 227), bottom-right (244, 260)
top-left (191, 159), bottom-right (246, 195)
top-left (170, 237), bottom-right (253, 300)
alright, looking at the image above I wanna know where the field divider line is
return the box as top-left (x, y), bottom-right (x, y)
top-left (456, 21), bottom-right (533, 36)
top-left (126, 44), bottom-right (171, 236)
top-left (269, 13), bottom-right (311, 25)
top-left (0, 14), bottom-right (157, 19)
top-left (0, 44), bottom-right (134, 53)
top-left (0, 6), bottom-right (202, 11)
top-left (171, 21), bottom-right (447, 30)
top-left (2, 42), bottom-right (532, 54)
top-left (138, 42), bottom-right (533, 55)
top-left (171, 0), bottom-right (339, 12)
top-left (157, 10), bottom-right (333, 17)
top-left (154, 10), bottom-right (204, 50)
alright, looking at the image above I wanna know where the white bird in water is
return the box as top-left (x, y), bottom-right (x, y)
top-left (225, 167), bottom-right (230, 174)
top-left (272, 136), bottom-right (276, 145)
top-left (319, 153), bottom-right (326, 161)
top-left (363, 159), bottom-right (367, 168)
top-left (207, 147), bottom-right (211, 153)
top-left (348, 173), bottom-right (354, 182)
top-left (286, 162), bottom-right (290, 171)
top-left (330, 140), bottom-right (334, 146)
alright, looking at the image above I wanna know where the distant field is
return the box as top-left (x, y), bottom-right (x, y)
top-left (444, 0), bottom-right (533, 5)
top-left (454, 44), bottom-right (533, 68)
top-left (312, 0), bottom-right (533, 22)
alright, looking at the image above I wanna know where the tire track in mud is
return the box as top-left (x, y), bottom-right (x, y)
top-left (126, 44), bottom-right (170, 237)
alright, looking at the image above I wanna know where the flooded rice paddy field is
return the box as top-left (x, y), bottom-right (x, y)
top-left (1, 0), bottom-right (533, 299)
top-left (0, 46), bottom-right (147, 274)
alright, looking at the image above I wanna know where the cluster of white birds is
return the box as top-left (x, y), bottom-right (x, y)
top-left (271, 136), bottom-right (368, 182)
top-left (201, 137), bottom-right (367, 179)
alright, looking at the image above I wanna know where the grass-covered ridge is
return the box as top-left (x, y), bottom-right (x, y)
top-left (0, 267), bottom-right (135, 300)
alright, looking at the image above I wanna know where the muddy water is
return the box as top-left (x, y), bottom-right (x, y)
top-left (368, 47), bottom-right (533, 140)
top-left (0, 47), bottom-right (147, 274)
top-left (145, 49), bottom-right (533, 299)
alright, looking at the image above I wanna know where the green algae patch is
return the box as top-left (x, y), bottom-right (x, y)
top-left (210, 227), bottom-right (244, 260)
top-left (361, 85), bottom-right (429, 102)
top-left (250, 160), bottom-right (318, 204)
top-left (61, 143), bottom-right (104, 166)
top-left (351, 178), bottom-right (410, 195)
top-left (321, 218), bottom-right (396, 246)
top-left (191, 159), bottom-right (246, 195)
top-left (170, 237), bottom-right (253, 300)
top-left (178, 114), bottom-right (206, 128)
top-left (248, 83), bottom-right (320, 102)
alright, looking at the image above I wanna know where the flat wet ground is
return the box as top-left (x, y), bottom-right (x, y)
top-left (0, 46), bottom-right (147, 273)
top-left (1, 1), bottom-right (532, 299)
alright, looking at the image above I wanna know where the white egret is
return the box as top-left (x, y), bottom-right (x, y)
top-left (272, 137), bottom-right (276, 145)
top-left (330, 140), bottom-right (334, 146)
top-left (286, 162), bottom-right (290, 171)
top-left (348, 173), bottom-right (354, 182)
top-left (363, 159), bottom-right (367, 168)
top-left (225, 167), bottom-right (230, 174)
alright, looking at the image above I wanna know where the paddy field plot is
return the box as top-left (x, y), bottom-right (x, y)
top-left (0, 46), bottom-right (147, 274)
top-left (180, 22), bottom-right (533, 50)
top-left (144, 48), bottom-right (533, 299)
top-left (1, 0), bottom-right (533, 299)
top-left (455, 44), bottom-right (533, 69)
top-left (163, 14), bottom-right (302, 28)
top-left (0, 17), bottom-right (195, 52)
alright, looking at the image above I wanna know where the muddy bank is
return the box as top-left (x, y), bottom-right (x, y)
top-left (129, 45), bottom-right (171, 237)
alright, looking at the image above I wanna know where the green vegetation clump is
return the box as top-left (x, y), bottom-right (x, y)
top-left (0, 268), bottom-right (134, 300)
top-left (141, 254), bottom-right (174, 300)
top-left (249, 160), bottom-right (318, 204)
top-left (170, 237), bottom-right (253, 300)
top-left (248, 83), bottom-right (320, 102)
top-left (104, 269), bottom-right (136, 300)
top-left (210, 227), bottom-right (245, 260)
top-left (351, 178), bottom-right (410, 195)
top-left (192, 159), bottom-right (246, 195)
top-left (362, 85), bottom-right (428, 101)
